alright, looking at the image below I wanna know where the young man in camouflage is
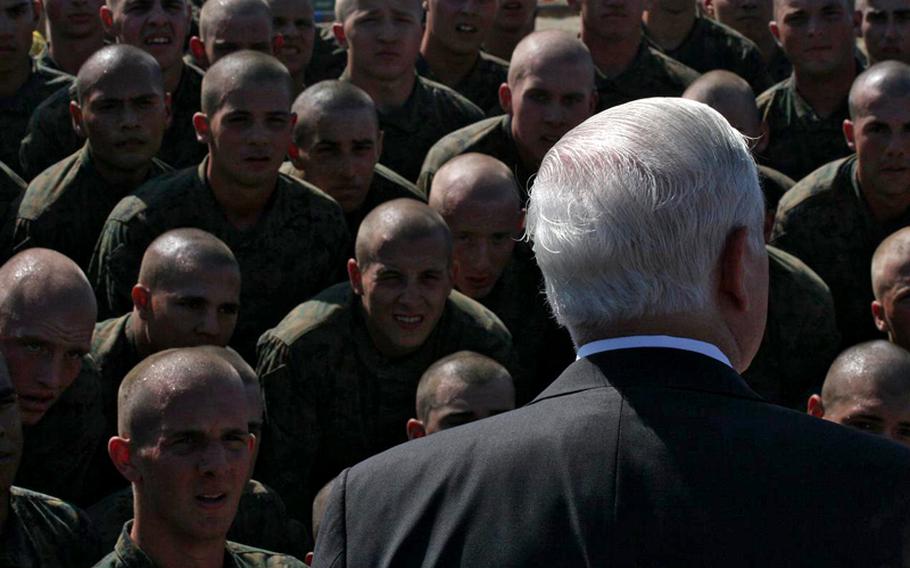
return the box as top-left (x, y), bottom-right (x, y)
top-left (418, 30), bottom-right (597, 200)
top-left (37, 0), bottom-right (105, 75)
top-left (89, 51), bottom-right (348, 362)
top-left (871, 227), bottom-right (910, 349)
top-left (18, 0), bottom-right (206, 179)
top-left (282, 80), bottom-right (424, 239)
top-left (257, 199), bottom-right (516, 528)
top-left (332, 0), bottom-right (484, 181)
top-left (856, 0), bottom-right (910, 66)
top-left (0, 353), bottom-right (102, 567)
top-left (568, 0), bottom-right (699, 110)
top-left (771, 62), bottom-right (910, 348)
top-left (12, 46), bottom-right (172, 271)
top-left (267, 0), bottom-right (316, 95)
top-left (642, 0), bottom-right (772, 93)
top-left (757, 0), bottom-right (860, 180)
top-left (429, 153), bottom-right (574, 401)
top-left (704, 0), bottom-right (792, 81)
top-left (186, 0), bottom-right (277, 69)
top-left (96, 347), bottom-right (306, 567)
top-left (0, 0), bottom-right (71, 177)
top-left (417, 0), bottom-right (509, 114)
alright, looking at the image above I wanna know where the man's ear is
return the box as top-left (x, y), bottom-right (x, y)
top-left (132, 284), bottom-right (152, 319)
top-left (272, 33), bottom-right (285, 55)
top-left (109, 436), bottom-right (142, 482)
top-left (304, 552), bottom-right (314, 566)
top-left (872, 299), bottom-right (890, 333)
top-left (288, 141), bottom-right (301, 164)
top-left (332, 22), bottom-right (347, 47)
top-left (806, 394), bottom-right (825, 418)
top-left (69, 101), bottom-right (86, 139)
top-left (348, 258), bottom-right (363, 294)
top-left (703, 0), bottom-right (715, 17)
top-left (517, 207), bottom-right (527, 232)
top-left (189, 36), bottom-right (208, 67)
top-left (100, 4), bottom-right (114, 32)
top-left (718, 227), bottom-right (753, 312)
top-left (769, 20), bottom-right (780, 42)
top-left (498, 83), bottom-right (513, 114)
top-left (406, 418), bottom-right (427, 440)
top-left (193, 111), bottom-right (211, 144)
top-left (843, 118), bottom-right (856, 150)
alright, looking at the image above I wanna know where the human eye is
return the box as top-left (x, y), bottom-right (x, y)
top-left (178, 297), bottom-right (206, 311)
top-left (219, 303), bottom-right (240, 316)
top-left (845, 418), bottom-right (883, 434)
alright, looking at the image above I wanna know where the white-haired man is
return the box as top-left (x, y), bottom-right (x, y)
top-left (312, 98), bottom-right (910, 567)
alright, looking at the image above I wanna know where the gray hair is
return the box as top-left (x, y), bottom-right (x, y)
top-left (526, 98), bottom-right (764, 337)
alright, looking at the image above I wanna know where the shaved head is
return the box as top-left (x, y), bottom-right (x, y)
top-left (291, 80), bottom-right (378, 147)
top-left (849, 61), bottom-right (910, 118)
top-left (508, 30), bottom-right (595, 88)
top-left (429, 153), bottom-right (521, 214)
top-left (355, 199), bottom-right (453, 268)
top-left (201, 50), bottom-right (293, 115)
top-left (75, 44), bottom-right (163, 105)
top-left (873, 227), bottom-right (910, 299)
top-left (821, 341), bottom-right (910, 411)
top-left (683, 70), bottom-right (762, 138)
top-left (138, 228), bottom-right (239, 291)
top-left (199, 0), bottom-right (272, 40)
top-left (415, 351), bottom-right (513, 422)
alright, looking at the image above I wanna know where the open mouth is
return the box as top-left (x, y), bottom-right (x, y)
top-left (196, 493), bottom-right (228, 507)
top-left (145, 35), bottom-right (173, 47)
top-left (455, 23), bottom-right (478, 32)
top-left (394, 314), bottom-right (424, 330)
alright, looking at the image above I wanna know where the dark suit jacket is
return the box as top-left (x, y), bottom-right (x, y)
top-left (313, 348), bottom-right (910, 567)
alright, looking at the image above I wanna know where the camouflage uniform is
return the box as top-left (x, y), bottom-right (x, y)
top-left (478, 243), bottom-right (575, 403)
top-left (0, 486), bottom-right (102, 568)
top-left (87, 480), bottom-right (309, 559)
top-left (280, 160), bottom-right (425, 240)
top-left (90, 314), bottom-right (141, 442)
top-left (0, 59), bottom-right (71, 178)
top-left (34, 45), bottom-right (63, 74)
top-left (770, 154), bottom-right (908, 348)
top-left (756, 74), bottom-right (855, 181)
top-left (648, 15), bottom-right (772, 94)
top-left (13, 356), bottom-right (106, 507)
top-left (305, 24), bottom-right (347, 85)
top-left (418, 114), bottom-right (534, 204)
top-left (595, 41), bottom-right (700, 112)
top-left (19, 63), bottom-right (206, 181)
top-left (256, 282), bottom-right (516, 527)
top-left (342, 71), bottom-right (485, 183)
top-left (758, 165), bottom-right (795, 214)
top-left (93, 521), bottom-right (306, 567)
top-left (12, 145), bottom-right (172, 270)
top-left (0, 160), bottom-right (25, 260)
top-left (416, 51), bottom-right (509, 116)
top-left (88, 158), bottom-right (349, 362)
top-left (743, 245), bottom-right (840, 409)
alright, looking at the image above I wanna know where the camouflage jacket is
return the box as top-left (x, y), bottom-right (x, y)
top-left (416, 51), bottom-right (509, 116)
top-left (756, 74), bottom-right (854, 181)
top-left (86, 480), bottom-right (309, 559)
top-left (652, 14), bottom-right (772, 94)
top-left (595, 41), bottom-right (700, 112)
top-left (758, 165), bottom-right (795, 214)
top-left (417, 114), bottom-right (534, 204)
top-left (0, 160), bottom-right (26, 261)
top-left (13, 145), bottom-right (172, 270)
top-left (343, 71), bottom-right (485, 183)
top-left (33, 45), bottom-right (63, 74)
top-left (743, 245), bottom-right (840, 409)
top-left (256, 282), bottom-right (516, 526)
top-left (0, 59), bottom-right (71, 178)
top-left (305, 24), bottom-right (347, 85)
top-left (88, 158), bottom-right (349, 361)
top-left (92, 521), bottom-right (306, 567)
top-left (0, 487), bottom-right (102, 568)
top-left (19, 63), bottom-right (206, 181)
top-left (770, 155), bottom-right (910, 348)
top-left (90, 314), bottom-right (141, 443)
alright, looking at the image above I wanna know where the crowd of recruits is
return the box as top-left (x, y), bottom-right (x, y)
top-left (1, 0), bottom-right (910, 563)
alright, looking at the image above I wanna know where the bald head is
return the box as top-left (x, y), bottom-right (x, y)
top-left (429, 154), bottom-right (521, 214)
top-left (683, 70), bottom-right (762, 139)
top-left (508, 30), bottom-right (595, 88)
top-left (820, 341), bottom-right (910, 412)
top-left (138, 228), bottom-right (239, 292)
top-left (415, 351), bottom-right (514, 423)
top-left (199, 0), bottom-right (272, 40)
top-left (201, 51), bottom-right (292, 115)
top-left (291, 80), bottom-right (378, 147)
top-left (873, 227), bottom-right (910, 299)
top-left (335, 0), bottom-right (420, 22)
top-left (849, 61), bottom-right (910, 118)
top-left (355, 199), bottom-right (453, 268)
top-left (76, 45), bottom-right (163, 105)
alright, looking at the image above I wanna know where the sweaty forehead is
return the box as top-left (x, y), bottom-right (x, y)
top-left (312, 108), bottom-right (379, 138)
top-left (371, 233), bottom-right (450, 266)
top-left (86, 68), bottom-right (163, 100)
top-left (350, 0), bottom-right (420, 17)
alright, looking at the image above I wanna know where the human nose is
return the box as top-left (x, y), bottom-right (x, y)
top-left (197, 308), bottom-right (221, 338)
top-left (198, 440), bottom-right (230, 474)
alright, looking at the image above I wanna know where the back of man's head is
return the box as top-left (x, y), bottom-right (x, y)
top-left (682, 70), bottom-right (763, 139)
top-left (848, 60), bottom-right (910, 119)
top-left (526, 98), bottom-right (765, 357)
top-left (196, 0), bottom-right (274, 66)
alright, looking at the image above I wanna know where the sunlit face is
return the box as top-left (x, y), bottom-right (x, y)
top-left (424, 0), bottom-right (497, 56)
top-left (424, 375), bottom-right (515, 434)
top-left (44, 0), bottom-right (104, 39)
top-left (349, 234), bottom-right (454, 358)
top-left (270, 0), bottom-right (315, 75)
top-left (75, 66), bottom-right (170, 174)
top-left (0, 0), bottom-right (39, 74)
top-left (203, 14), bottom-right (273, 65)
top-left (820, 387), bottom-right (910, 446)
top-left (709, 0), bottom-right (773, 44)
top-left (503, 59), bottom-right (597, 169)
top-left (0, 299), bottom-right (94, 426)
top-left (493, 0), bottom-right (535, 33)
top-left (442, 192), bottom-right (522, 299)
top-left (103, 0), bottom-right (192, 74)
top-left (132, 379), bottom-right (253, 543)
top-left (336, 0), bottom-right (423, 82)
top-left (873, 252), bottom-right (910, 349)
top-left (770, 0), bottom-right (856, 76)
top-left (199, 81), bottom-right (295, 189)
top-left (293, 107), bottom-right (381, 212)
top-left (0, 360), bottom-right (23, 495)
top-left (859, 0), bottom-right (910, 64)
top-left (847, 90), bottom-right (910, 201)
top-left (143, 264), bottom-right (241, 353)
top-left (575, 0), bottom-right (645, 41)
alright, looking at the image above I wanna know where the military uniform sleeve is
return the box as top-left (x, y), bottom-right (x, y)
top-left (88, 213), bottom-right (154, 319)
top-left (18, 85), bottom-right (81, 181)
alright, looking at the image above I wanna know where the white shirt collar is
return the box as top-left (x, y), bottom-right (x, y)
top-left (576, 335), bottom-right (733, 368)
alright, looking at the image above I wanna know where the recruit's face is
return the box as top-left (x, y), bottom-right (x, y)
top-left (848, 90), bottom-right (910, 201)
top-left (77, 66), bottom-right (169, 173)
top-left (294, 107), bottom-right (381, 213)
top-left (873, 254), bottom-right (910, 349)
top-left (0, 0), bottom-right (39, 73)
top-left (145, 264), bottom-right (241, 352)
top-left (338, 0), bottom-right (423, 82)
top-left (352, 234), bottom-right (454, 357)
top-left (203, 81), bottom-right (295, 188)
top-left (860, 0), bottom-right (910, 64)
top-left (425, 0), bottom-right (497, 56)
top-left (821, 387), bottom-right (910, 446)
top-left (44, 0), bottom-right (104, 39)
top-left (424, 375), bottom-right (515, 434)
top-left (710, 0), bottom-right (773, 43)
top-left (493, 0), bottom-right (535, 32)
top-left (576, 0), bottom-right (645, 40)
top-left (270, 0), bottom-right (315, 75)
top-left (0, 359), bottom-right (23, 494)
top-left (203, 14), bottom-right (273, 65)
top-left (106, 0), bottom-right (191, 74)
top-left (771, 0), bottom-right (855, 76)
top-left (133, 379), bottom-right (253, 542)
